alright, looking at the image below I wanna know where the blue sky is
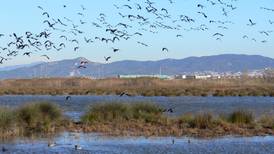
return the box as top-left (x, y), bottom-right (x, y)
top-left (0, 0), bottom-right (274, 66)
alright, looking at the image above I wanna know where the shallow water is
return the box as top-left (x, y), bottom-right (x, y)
top-left (0, 95), bottom-right (273, 121)
top-left (0, 96), bottom-right (274, 153)
top-left (1, 133), bottom-right (274, 154)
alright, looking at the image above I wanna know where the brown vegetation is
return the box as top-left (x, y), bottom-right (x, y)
top-left (1, 102), bottom-right (273, 138)
top-left (0, 102), bottom-right (68, 138)
top-left (77, 103), bottom-right (274, 138)
top-left (0, 77), bottom-right (274, 96)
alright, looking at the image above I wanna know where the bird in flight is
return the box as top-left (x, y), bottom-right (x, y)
top-left (77, 65), bottom-right (87, 69)
top-left (162, 48), bottom-right (169, 52)
top-left (197, 4), bottom-right (205, 9)
top-left (41, 55), bottom-right (50, 60)
top-left (42, 12), bottom-right (50, 18)
top-left (37, 6), bottom-right (43, 10)
top-left (213, 33), bottom-right (224, 37)
top-left (119, 92), bottom-right (132, 97)
top-left (74, 47), bottom-right (79, 51)
top-left (112, 48), bottom-right (119, 52)
top-left (104, 56), bottom-right (111, 62)
top-left (23, 52), bottom-right (32, 57)
top-left (247, 19), bottom-right (256, 26)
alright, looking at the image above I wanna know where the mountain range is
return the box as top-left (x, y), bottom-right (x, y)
top-left (0, 54), bottom-right (273, 79)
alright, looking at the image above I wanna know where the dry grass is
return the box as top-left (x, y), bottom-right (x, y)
top-left (78, 102), bottom-right (274, 137)
top-left (0, 77), bottom-right (273, 96)
top-left (259, 115), bottom-right (274, 129)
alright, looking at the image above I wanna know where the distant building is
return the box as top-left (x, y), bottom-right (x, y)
top-left (195, 75), bottom-right (212, 80)
top-left (174, 74), bottom-right (212, 80)
top-left (118, 74), bottom-right (171, 80)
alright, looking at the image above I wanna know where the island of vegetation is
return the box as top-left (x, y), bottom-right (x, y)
top-left (1, 102), bottom-right (273, 138)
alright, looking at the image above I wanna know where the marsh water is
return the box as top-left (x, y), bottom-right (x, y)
top-left (1, 134), bottom-right (274, 154)
top-left (0, 95), bottom-right (274, 153)
top-left (0, 95), bottom-right (273, 121)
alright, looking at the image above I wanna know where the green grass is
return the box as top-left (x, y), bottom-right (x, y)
top-left (226, 110), bottom-right (254, 125)
top-left (16, 102), bottom-right (63, 132)
top-left (81, 102), bottom-right (164, 124)
top-left (0, 108), bottom-right (16, 131)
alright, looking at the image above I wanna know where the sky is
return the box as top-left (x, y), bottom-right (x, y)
top-left (0, 0), bottom-right (274, 66)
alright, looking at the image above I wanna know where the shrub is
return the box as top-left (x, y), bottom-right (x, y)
top-left (81, 103), bottom-right (131, 123)
top-left (16, 102), bottom-right (62, 132)
top-left (0, 108), bottom-right (16, 130)
top-left (131, 103), bottom-right (163, 123)
top-left (191, 113), bottom-right (213, 129)
top-left (227, 110), bottom-right (254, 125)
top-left (81, 102), bottom-right (164, 124)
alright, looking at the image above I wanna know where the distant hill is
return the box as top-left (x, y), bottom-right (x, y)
top-left (0, 62), bottom-right (44, 71)
top-left (0, 54), bottom-right (273, 79)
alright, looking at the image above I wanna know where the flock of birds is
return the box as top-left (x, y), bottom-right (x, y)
top-left (0, 0), bottom-right (273, 66)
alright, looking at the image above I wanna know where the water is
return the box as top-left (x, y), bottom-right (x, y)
top-left (1, 133), bottom-right (274, 154)
top-left (0, 95), bottom-right (273, 121)
top-left (0, 96), bottom-right (274, 153)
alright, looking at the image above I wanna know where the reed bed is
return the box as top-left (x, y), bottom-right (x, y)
top-left (0, 77), bottom-right (273, 96)
top-left (0, 101), bottom-right (273, 138)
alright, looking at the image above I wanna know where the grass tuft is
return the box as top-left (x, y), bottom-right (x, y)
top-left (16, 102), bottom-right (63, 133)
top-left (0, 108), bottom-right (16, 131)
top-left (191, 113), bottom-right (213, 129)
top-left (227, 110), bottom-right (254, 125)
top-left (81, 102), bottom-right (164, 124)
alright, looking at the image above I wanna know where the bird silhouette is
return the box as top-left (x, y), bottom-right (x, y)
top-left (41, 55), bottom-right (50, 60)
top-left (78, 65), bottom-right (87, 69)
top-left (42, 12), bottom-right (50, 18)
top-left (213, 33), bottom-right (224, 37)
top-left (2, 147), bottom-right (8, 152)
top-left (119, 92), bottom-right (132, 97)
top-left (104, 56), bottom-right (111, 61)
top-left (162, 48), bottom-right (169, 52)
top-left (75, 145), bottom-right (82, 150)
top-left (197, 4), bottom-right (205, 9)
top-left (37, 6), bottom-right (43, 10)
top-left (74, 47), bottom-right (79, 51)
top-left (66, 96), bottom-right (71, 101)
top-left (23, 52), bottom-right (32, 57)
top-left (247, 19), bottom-right (256, 26)
top-left (112, 48), bottom-right (119, 52)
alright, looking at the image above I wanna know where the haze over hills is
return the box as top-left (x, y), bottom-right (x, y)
top-left (0, 54), bottom-right (273, 79)
top-left (0, 62), bottom-right (44, 71)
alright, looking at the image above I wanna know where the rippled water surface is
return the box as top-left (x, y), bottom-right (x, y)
top-left (1, 133), bottom-right (274, 154)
